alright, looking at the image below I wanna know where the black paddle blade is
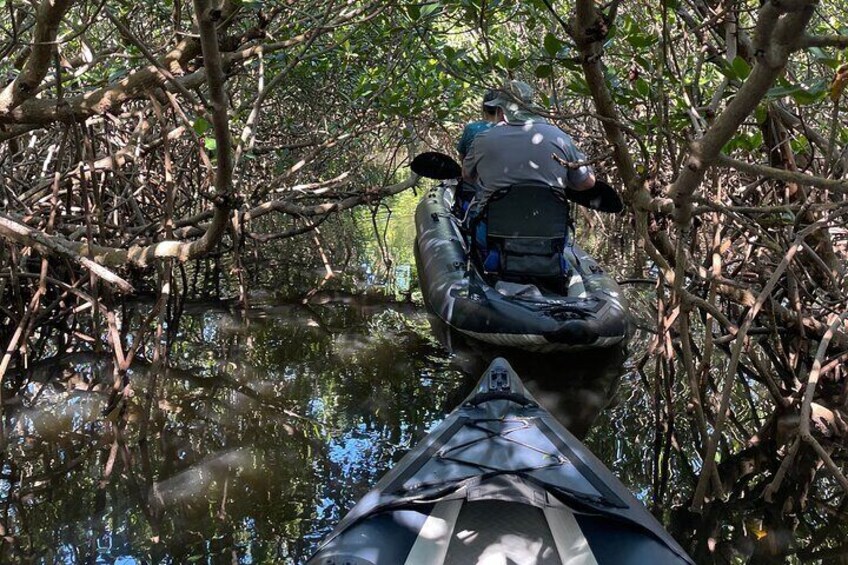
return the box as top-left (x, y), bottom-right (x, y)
top-left (565, 180), bottom-right (624, 213)
top-left (410, 151), bottom-right (462, 180)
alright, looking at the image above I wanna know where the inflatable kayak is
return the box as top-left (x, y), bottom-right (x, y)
top-left (414, 182), bottom-right (629, 352)
top-left (307, 357), bottom-right (692, 564)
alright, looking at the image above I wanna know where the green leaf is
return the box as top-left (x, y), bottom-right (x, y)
top-left (561, 58), bottom-right (581, 72)
top-left (766, 84), bottom-right (803, 99)
top-left (535, 64), bottom-right (553, 79)
top-left (193, 117), bottom-right (211, 135)
top-left (625, 31), bottom-right (657, 49)
top-left (746, 131), bottom-right (763, 151)
top-left (420, 2), bottom-right (441, 17)
top-left (792, 89), bottom-right (826, 105)
top-left (721, 131), bottom-right (762, 154)
top-left (756, 210), bottom-right (795, 227)
top-left (790, 138), bottom-right (810, 154)
top-left (567, 78), bottom-right (590, 95)
top-left (731, 56), bottom-right (751, 81)
top-left (543, 32), bottom-right (562, 58)
top-left (204, 137), bottom-right (217, 151)
top-left (634, 78), bottom-right (650, 97)
top-left (766, 79), bottom-right (828, 104)
top-left (107, 68), bottom-right (128, 82)
top-left (809, 46), bottom-right (839, 69)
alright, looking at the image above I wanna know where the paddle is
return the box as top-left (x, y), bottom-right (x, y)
top-left (410, 151), bottom-right (462, 180)
top-left (410, 151), bottom-right (624, 213)
top-left (565, 180), bottom-right (624, 214)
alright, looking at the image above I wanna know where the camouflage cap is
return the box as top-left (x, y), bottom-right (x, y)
top-left (483, 80), bottom-right (545, 122)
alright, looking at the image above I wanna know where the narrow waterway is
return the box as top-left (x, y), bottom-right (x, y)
top-left (1, 207), bottom-right (842, 563)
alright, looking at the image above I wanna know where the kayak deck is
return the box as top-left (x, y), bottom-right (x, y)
top-left (308, 358), bottom-right (692, 564)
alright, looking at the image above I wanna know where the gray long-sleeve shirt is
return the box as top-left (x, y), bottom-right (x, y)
top-left (463, 120), bottom-right (591, 208)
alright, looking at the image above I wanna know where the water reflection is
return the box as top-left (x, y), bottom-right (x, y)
top-left (0, 299), bottom-right (462, 564)
top-left (428, 315), bottom-right (627, 440)
top-left (5, 291), bottom-right (846, 564)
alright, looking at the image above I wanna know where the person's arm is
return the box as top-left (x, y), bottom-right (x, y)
top-left (456, 125), bottom-right (471, 163)
top-left (462, 163), bottom-right (476, 183)
top-left (462, 137), bottom-right (481, 184)
top-left (571, 168), bottom-right (595, 191)
top-left (557, 132), bottom-right (595, 191)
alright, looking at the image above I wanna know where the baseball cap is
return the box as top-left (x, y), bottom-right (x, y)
top-left (483, 80), bottom-right (544, 122)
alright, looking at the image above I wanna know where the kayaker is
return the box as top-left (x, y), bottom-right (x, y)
top-left (456, 89), bottom-right (499, 161)
top-left (462, 80), bottom-right (596, 209)
top-left (454, 89), bottom-right (499, 216)
top-left (461, 80), bottom-right (596, 267)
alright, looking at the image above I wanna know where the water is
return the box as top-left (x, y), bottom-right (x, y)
top-left (0, 291), bottom-right (648, 564)
top-left (0, 301), bottom-right (422, 562)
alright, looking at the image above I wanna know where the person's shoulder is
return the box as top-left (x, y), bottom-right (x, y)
top-left (533, 120), bottom-right (567, 133)
top-left (472, 121), bottom-right (496, 135)
top-left (539, 123), bottom-right (576, 146)
top-left (471, 122), bottom-right (500, 141)
top-left (463, 120), bottom-right (490, 131)
top-left (480, 122), bottom-right (509, 135)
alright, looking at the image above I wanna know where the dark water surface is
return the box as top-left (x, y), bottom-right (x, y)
top-left (1, 292), bottom-right (654, 564)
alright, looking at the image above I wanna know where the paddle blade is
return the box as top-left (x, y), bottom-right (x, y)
top-left (565, 180), bottom-right (624, 213)
top-left (410, 151), bottom-right (462, 180)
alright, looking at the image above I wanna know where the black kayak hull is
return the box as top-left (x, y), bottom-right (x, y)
top-left (414, 183), bottom-right (630, 352)
top-left (308, 358), bottom-right (693, 564)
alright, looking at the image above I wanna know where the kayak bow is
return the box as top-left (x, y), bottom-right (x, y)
top-left (308, 358), bottom-right (693, 564)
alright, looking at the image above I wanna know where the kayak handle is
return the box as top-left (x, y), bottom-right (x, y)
top-left (464, 391), bottom-right (536, 407)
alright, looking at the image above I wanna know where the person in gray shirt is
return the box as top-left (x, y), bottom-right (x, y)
top-left (462, 80), bottom-right (596, 211)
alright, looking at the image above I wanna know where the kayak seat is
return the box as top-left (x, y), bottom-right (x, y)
top-left (478, 184), bottom-right (571, 286)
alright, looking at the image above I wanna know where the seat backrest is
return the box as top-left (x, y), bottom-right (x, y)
top-left (482, 185), bottom-right (570, 281)
top-left (486, 184), bottom-right (569, 239)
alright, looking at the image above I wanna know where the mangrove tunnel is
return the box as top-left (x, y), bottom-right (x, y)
top-left (1, 0), bottom-right (847, 563)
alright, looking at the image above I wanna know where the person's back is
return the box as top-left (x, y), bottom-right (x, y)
top-left (465, 120), bottom-right (590, 202)
top-left (462, 80), bottom-right (594, 211)
top-left (459, 80), bottom-right (596, 276)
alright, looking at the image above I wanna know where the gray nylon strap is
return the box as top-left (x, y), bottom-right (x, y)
top-left (403, 499), bottom-right (463, 565)
top-left (544, 506), bottom-right (598, 565)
